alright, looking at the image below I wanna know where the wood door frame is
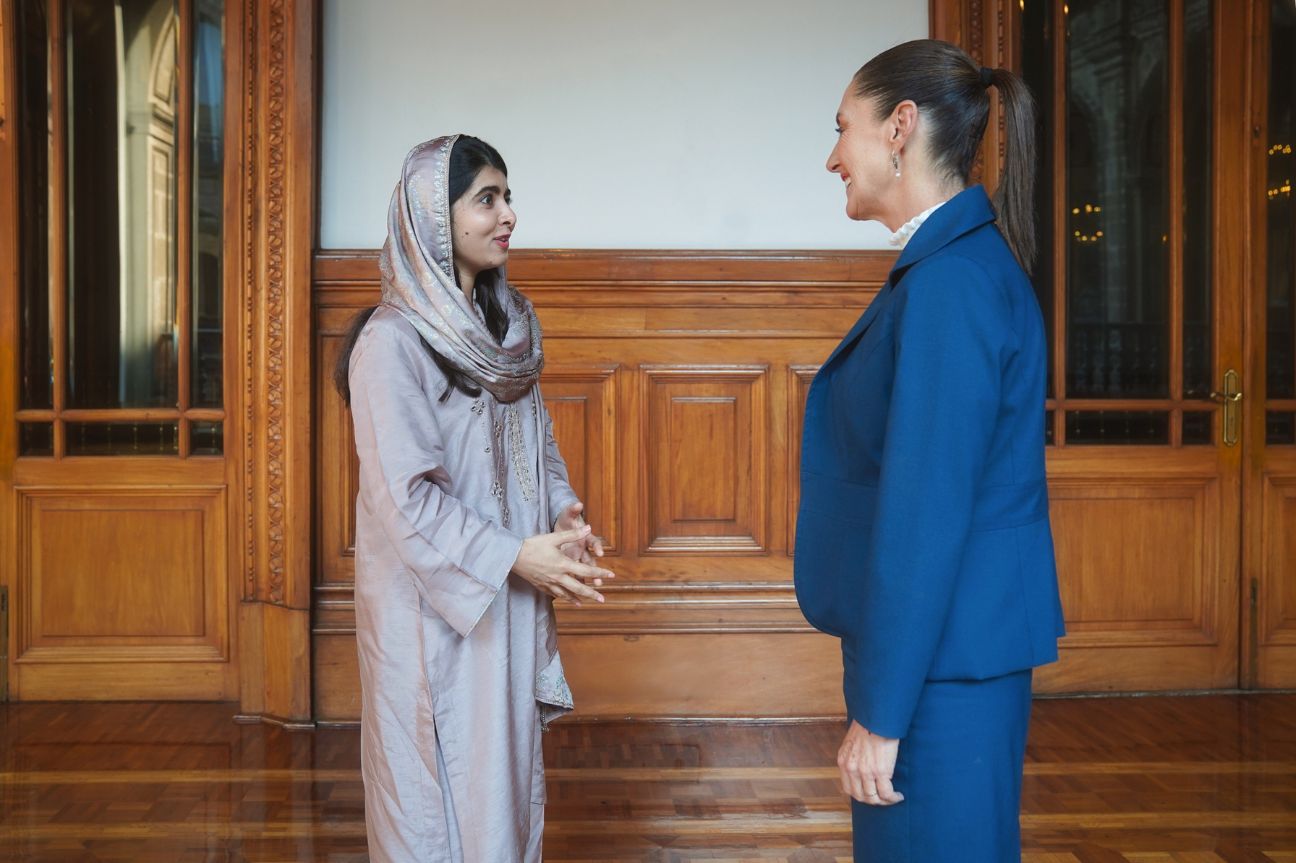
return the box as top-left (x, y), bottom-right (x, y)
top-left (0, 0), bottom-right (319, 719)
top-left (1243, 0), bottom-right (1296, 689)
top-left (928, 0), bottom-right (1018, 194)
top-left (230, 0), bottom-right (318, 726)
top-left (933, 0), bottom-right (1251, 691)
top-left (0, 0), bottom-right (18, 702)
top-left (1242, 0), bottom-right (1264, 685)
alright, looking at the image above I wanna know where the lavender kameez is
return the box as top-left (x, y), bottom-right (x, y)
top-left (348, 136), bottom-right (578, 862)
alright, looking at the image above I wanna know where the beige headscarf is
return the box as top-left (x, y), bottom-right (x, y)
top-left (379, 135), bottom-right (544, 403)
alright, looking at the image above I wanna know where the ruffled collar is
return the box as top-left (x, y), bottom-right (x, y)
top-left (888, 201), bottom-right (948, 249)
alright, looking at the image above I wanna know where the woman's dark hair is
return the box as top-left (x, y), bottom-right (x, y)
top-left (852, 39), bottom-right (1037, 271)
top-left (334, 135), bottom-right (511, 405)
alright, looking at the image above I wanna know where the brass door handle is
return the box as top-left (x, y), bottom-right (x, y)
top-left (1210, 369), bottom-right (1242, 446)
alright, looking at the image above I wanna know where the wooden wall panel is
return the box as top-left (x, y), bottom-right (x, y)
top-left (315, 316), bottom-right (360, 589)
top-left (541, 366), bottom-right (620, 551)
top-left (642, 366), bottom-right (768, 554)
top-left (311, 250), bottom-right (1245, 717)
top-left (312, 250), bottom-right (887, 719)
top-left (555, 632), bottom-right (844, 717)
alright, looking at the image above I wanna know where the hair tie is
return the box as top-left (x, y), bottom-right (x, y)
top-left (979, 66), bottom-right (995, 88)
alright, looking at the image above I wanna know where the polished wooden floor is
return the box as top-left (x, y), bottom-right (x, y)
top-left (0, 695), bottom-right (1293, 862)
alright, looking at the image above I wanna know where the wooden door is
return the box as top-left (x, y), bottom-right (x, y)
top-left (0, 0), bottom-right (239, 700)
top-left (1246, 0), bottom-right (1296, 689)
top-left (989, 0), bottom-right (1250, 692)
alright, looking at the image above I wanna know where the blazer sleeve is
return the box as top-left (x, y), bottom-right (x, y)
top-left (538, 389), bottom-right (581, 527)
top-left (847, 255), bottom-right (1011, 739)
top-left (348, 327), bottom-right (523, 638)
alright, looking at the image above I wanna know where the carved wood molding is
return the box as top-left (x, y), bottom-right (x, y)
top-left (240, 0), bottom-right (258, 603)
top-left (314, 248), bottom-right (896, 282)
top-left (235, 0), bottom-right (316, 722)
top-left (240, 0), bottom-right (312, 610)
top-left (313, 249), bottom-right (895, 312)
top-left (931, 0), bottom-right (1015, 189)
top-left (314, 584), bottom-right (818, 637)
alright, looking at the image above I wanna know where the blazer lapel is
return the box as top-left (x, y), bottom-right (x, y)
top-left (819, 185), bottom-right (999, 374)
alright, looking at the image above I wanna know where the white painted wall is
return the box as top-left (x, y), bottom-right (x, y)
top-left (319, 0), bottom-right (926, 250)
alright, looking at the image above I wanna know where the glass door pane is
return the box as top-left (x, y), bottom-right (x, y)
top-left (65, 0), bottom-right (180, 409)
top-left (17, 0), bottom-right (52, 411)
top-left (1266, 0), bottom-right (1296, 447)
top-left (1183, 0), bottom-right (1213, 402)
top-left (15, 0), bottom-right (226, 457)
top-left (1021, 0), bottom-right (1218, 446)
top-left (191, 0), bottom-right (224, 410)
top-left (1066, 0), bottom-right (1171, 402)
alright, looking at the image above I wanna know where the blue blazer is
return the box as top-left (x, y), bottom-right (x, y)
top-left (793, 186), bottom-right (1065, 740)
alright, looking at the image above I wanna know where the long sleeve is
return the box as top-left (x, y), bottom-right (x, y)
top-left (847, 256), bottom-right (1010, 739)
top-left (349, 327), bottom-right (523, 638)
top-left (538, 389), bottom-right (581, 527)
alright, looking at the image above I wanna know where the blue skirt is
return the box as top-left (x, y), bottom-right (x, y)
top-left (851, 670), bottom-right (1033, 863)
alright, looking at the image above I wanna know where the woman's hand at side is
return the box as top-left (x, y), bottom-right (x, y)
top-left (838, 720), bottom-right (904, 806)
top-left (513, 525), bottom-right (615, 606)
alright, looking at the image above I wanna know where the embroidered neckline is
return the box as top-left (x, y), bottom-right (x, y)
top-left (888, 200), bottom-right (948, 249)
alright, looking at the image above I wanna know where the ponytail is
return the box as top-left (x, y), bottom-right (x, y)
top-left (852, 40), bottom-right (1039, 272)
top-left (986, 68), bottom-right (1038, 271)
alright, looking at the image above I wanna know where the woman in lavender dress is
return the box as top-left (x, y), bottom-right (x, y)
top-left (334, 135), bottom-right (613, 863)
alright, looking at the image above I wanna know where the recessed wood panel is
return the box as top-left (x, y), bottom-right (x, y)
top-left (37, 508), bottom-right (204, 638)
top-left (547, 399), bottom-right (590, 500)
top-left (311, 628), bottom-right (844, 722)
top-left (313, 631), bottom-right (361, 720)
top-left (558, 632), bottom-right (843, 718)
top-left (1263, 474), bottom-right (1296, 646)
top-left (540, 366), bottom-right (620, 552)
top-left (16, 487), bottom-right (228, 663)
top-left (315, 317), bottom-right (361, 589)
top-left (1050, 479), bottom-right (1215, 644)
top-left (672, 399), bottom-right (738, 521)
top-left (642, 366), bottom-right (768, 553)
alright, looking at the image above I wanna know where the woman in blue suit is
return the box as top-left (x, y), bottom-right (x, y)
top-left (794, 40), bottom-right (1066, 862)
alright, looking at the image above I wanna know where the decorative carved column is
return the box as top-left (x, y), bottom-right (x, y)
top-left (232, 0), bottom-right (317, 728)
top-left (929, 0), bottom-right (1019, 191)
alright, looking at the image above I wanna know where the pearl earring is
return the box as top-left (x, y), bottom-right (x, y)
top-left (892, 152), bottom-right (901, 178)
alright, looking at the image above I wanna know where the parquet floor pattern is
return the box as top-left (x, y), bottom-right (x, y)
top-left (0, 695), bottom-right (1292, 861)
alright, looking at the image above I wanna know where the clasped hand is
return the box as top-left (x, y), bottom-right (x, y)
top-left (512, 502), bottom-right (612, 606)
top-left (838, 720), bottom-right (904, 806)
